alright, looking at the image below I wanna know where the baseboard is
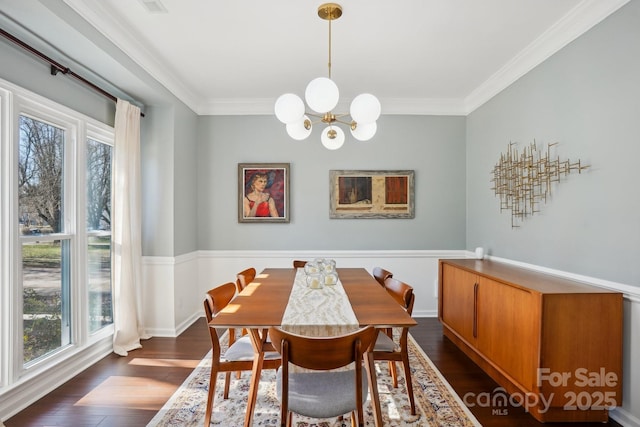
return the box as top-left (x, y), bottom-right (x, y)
top-left (144, 311), bottom-right (201, 337)
top-left (610, 407), bottom-right (640, 427)
top-left (413, 309), bottom-right (437, 318)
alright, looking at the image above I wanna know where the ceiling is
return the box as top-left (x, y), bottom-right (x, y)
top-left (1, 0), bottom-right (630, 115)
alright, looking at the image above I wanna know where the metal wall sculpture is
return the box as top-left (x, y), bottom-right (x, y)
top-left (491, 141), bottom-right (589, 228)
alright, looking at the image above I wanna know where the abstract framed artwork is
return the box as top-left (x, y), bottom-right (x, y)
top-left (238, 163), bottom-right (290, 223)
top-left (329, 170), bottom-right (415, 219)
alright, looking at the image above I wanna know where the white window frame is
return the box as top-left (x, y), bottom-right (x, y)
top-left (85, 124), bottom-right (115, 337)
top-left (0, 77), bottom-right (114, 391)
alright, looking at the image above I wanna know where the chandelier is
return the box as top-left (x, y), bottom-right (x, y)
top-left (274, 3), bottom-right (381, 150)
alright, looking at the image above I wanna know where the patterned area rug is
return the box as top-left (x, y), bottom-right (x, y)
top-left (147, 333), bottom-right (480, 426)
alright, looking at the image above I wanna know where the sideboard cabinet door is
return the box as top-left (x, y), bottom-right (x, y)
top-left (475, 276), bottom-right (540, 392)
top-left (440, 263), bottom-right (477, 345)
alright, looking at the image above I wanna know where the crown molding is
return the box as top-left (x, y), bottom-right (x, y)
top-left (463, 0), bottom-right (630, 114)
top-left (62, 0), bottom-right (200, 110)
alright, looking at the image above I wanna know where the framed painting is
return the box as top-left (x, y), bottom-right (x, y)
top-left (329, 170), bottom-right (415, 219)
top-left (238, 163), bottom-right (290, 223)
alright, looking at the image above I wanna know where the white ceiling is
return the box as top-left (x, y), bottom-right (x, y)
top-left (2, 0), bottom-right (631, 115)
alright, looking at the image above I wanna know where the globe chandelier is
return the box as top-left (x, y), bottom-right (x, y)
top-left (274, 3), bottom-right (381, 150)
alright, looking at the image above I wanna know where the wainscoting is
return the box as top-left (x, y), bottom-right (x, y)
top-left (140, 249), bottom-right (465, 337)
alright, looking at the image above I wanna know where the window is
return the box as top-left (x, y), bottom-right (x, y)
top-left (1, 79), bottom-right (114, 381)
top-left (86, 137), bottom-right (113, 333)
top-left (19, 115), bottom-right (72, 364)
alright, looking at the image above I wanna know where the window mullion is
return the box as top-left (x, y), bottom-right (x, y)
top-left (75, 122), bottom-right (88, 346)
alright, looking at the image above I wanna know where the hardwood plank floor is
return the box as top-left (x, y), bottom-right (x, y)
top-left (4, 317), bottom-right (622, 426)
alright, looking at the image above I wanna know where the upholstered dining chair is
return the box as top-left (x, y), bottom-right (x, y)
top-left (372, 277), bottom-right (417, 415)
top-left (269, 325), bottom-right (378, 427)
top-left (372, 267), bottom-right (393, 287)
top-left (292, 260), bottom-right (307, 268)
top-left (203, 283), bottom-right (281, 426)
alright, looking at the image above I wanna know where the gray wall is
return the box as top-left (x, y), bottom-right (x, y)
top-left (140, 105), bottom-right (175, 257)
top-left (466, 1), bottom-right (640, 286)
top-left (197, 115), bottom-right (466, 250)
top-left (139, 102), bottom-right (199, 257)
top-left (173, 103), bottom-right (199, 255)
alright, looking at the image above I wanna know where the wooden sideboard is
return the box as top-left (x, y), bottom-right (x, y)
top-left (438, 259), bottom-right (623, 423)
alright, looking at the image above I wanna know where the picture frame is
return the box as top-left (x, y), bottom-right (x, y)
top-left (329, 170), bottom-right (415, 219)
top-left (238, 163), bottom-right (290, 223)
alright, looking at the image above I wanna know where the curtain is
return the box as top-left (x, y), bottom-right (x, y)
top-left (112, 99), bottom-right (148, 356)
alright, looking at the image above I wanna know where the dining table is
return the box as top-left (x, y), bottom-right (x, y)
top-left (207, 267), bottom-right (417, 427)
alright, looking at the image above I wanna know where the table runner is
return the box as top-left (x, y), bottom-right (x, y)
top-left (280, 268), bottom-right (359, 337)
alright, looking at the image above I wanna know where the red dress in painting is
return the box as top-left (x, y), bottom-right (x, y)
top-left (246, 196), bottom-right (272, 217)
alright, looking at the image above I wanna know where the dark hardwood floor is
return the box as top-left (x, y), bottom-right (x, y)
top-left (4, 317), bottom-right (622, 426)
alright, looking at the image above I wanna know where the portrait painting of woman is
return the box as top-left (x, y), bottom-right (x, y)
top-left (238, 163), bottom-right (290, 223)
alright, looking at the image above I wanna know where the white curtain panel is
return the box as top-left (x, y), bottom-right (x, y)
top-left (112, 99), bottom-right (148, 356)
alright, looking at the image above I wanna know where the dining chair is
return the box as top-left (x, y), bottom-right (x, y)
top-left (203, 282), bottom-right (281, 426)
top-left (235, 267), bottom-right (258, 340)
top-left (292, 260), bottom-right (307, 268)
top-left (372, 277), bottom-right (416, 415)
top-left (372, 267), bottom-right (393, 287)
top-left (236, 267), bottom-right (256, 293)
top-left (371, 267), bottom-right (396, 375)
top-left (269, 325), bottom-right (378, 427)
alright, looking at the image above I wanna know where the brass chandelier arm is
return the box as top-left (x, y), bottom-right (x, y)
top-left (332, 116), bottom-right (357, 128)
top-left (305, 111), bottom-right (354, 126)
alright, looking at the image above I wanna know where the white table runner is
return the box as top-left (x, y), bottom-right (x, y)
top-left (280, 268), bottom-right (359, 337)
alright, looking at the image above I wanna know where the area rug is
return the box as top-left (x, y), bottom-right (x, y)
top-left (147, 332), bottom-right (480, 426)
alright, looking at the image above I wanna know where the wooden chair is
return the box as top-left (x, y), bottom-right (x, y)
top-left (372, 277), bottom-right (416, 415)
top-left (236, 267), bottom-right (256, 293)
top-left (292, 260), bottom-right (307, 268)
top-left (203, 283), bottom-right (281, 426)
top-left (235, 267), bottom-right (258, 339)
top-left (269, 325), bottom-right (378, 427)
top-left (372, 267), bottom-right (393, 287)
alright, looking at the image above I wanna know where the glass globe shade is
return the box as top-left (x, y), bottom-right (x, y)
top-left (305, 77), bottom-right (339, 113)
top-left (351, 121), bottom-right (377, 141)
top-left (286, 116), bottom-right (312, 140)
top-left (350, 93), bottom-right (381, 124)
top-left (321, 125), bottom-right (345, 150)
top-left (275, 93), bottom-right (305, 124)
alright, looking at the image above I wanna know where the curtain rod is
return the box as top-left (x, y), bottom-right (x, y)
top-left (0, 27), bottom-right (144, 117)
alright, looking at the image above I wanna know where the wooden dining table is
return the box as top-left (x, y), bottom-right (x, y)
top-left (207, 267), bottom-right (417, 427)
